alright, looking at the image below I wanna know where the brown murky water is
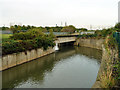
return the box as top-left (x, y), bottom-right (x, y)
top-left (2, 46), bottom-right (102, 88)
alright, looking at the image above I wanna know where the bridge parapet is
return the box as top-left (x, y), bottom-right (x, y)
top-left (55, 37), bottom-right (77, 44)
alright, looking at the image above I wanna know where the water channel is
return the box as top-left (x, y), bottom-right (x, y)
top-left (2, 46), bottom-right (102, 88)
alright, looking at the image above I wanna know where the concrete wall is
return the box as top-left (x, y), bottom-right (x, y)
top-left (92, 45), bottom-right (119, 88)
top-left (75, 38), bottom-right (119, 88)
top-left (75, 38), bottom-right (104, 50)
top-left (1, 47), bottom-right (55, 71)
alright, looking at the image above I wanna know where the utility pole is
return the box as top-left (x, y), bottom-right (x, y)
top-left (90, 25), bottom-right (92, 30)
top-left (61, 22), bottom-right (63, 26)
top-left (65, 22), bottom-right (67, 26)
top-left (99, 26), bottom-right (101, 30)
top-left (10, 23), bottom-right (12, 26)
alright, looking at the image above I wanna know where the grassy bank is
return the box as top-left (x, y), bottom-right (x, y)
top-left (0, 34), bottom-right (13, 44)
top-left (1, 34), bottom-right (13, 39)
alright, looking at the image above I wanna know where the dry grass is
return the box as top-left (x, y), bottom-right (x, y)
top-left (100, 61), bottom-right (116, 88)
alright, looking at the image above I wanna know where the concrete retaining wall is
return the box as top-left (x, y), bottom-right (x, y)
top-left (1, 47), bottom-right (55, 71)
top-left (75, 38), bottom-right (104, 50)
top-left (92, 45), bottom-right (119, 88)
top-left (75, 38), bottom-right (119, 88)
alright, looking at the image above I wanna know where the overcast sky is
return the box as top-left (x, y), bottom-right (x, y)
top-left (0, 0), bottom-right (120, 29)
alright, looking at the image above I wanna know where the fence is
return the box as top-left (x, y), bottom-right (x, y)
top-left (0, 30), bottom-right (13, 34)
top-left (113, 32), bottom-right (120, 58)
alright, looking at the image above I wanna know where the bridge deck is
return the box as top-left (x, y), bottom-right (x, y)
top-left (55, 37), bottom-right (77, 44)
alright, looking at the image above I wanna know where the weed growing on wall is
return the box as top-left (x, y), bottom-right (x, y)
top-left (101, 34), bottom-right (120, 88)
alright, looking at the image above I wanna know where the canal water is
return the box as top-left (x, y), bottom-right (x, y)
top-left (2, 46), bottom-right (102, 88)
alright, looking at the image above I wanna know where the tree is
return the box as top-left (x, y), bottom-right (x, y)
top-left (22, 25), bottom-right (27, 30)
top-left (76, 29), bottom-right (81, 33)
top-left (80, 28), bottom-right (88, 32)
top-left (14, 25), bottom-right (18, 29)
top-left (27, 25), bottom-right (31, 30)
top-left (42, 28), bottom-right (47, 32)
top-left (2, 26), bottom-right (9, 30)
top-left (61, 25), bottom-right (76, 33)
top-left (17, 25), bottom-right (22, 31)
top-left (10, 26), bottom-right (17, 33)
top-left (48, 29), bottom-right (55, 38)
top-left (31, 26), bottom-right (36, 29)
top-left (115, 23), bottom-right (120, 29)
top-left (114, 23), bottom-right (120, 32)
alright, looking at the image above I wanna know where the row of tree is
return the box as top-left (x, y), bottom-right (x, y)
top-left (1, 25), bottom-right (88, 33)
top-left (2, 22), bottom-right (120, 33)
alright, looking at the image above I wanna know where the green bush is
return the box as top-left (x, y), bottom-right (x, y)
top-left (2, 29), bottom-right (55, 55)
top-left (94, 28), bottom-right (116, 38)
top-left (10, 29), bottom-right (45, 40)
top-left (78, 34), bottom-right (97, 38)
top-left (2, 36), bottom-right (55, 55)
top-left (115, 23), bottom-right (120, 29)
top-left (2, 40), bottom-right (25, 55)
top-left (108, 34), bottom-right (118, 49)
top-left (61, 25), bottom-right (76, 33)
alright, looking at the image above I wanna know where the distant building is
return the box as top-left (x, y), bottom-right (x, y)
top-left (118, 1), bottom-right (120, 22)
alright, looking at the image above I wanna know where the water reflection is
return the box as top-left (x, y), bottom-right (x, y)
top-left (2, 46), bottom-right (102, 88)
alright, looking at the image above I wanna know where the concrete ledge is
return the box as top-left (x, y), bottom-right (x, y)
top-left (75, 38), bottom-right (104, 50)
top-left (1, 47), bottom-right (55, 71)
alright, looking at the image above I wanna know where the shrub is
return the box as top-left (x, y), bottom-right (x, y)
top-left (115, 23), bottom-right (120, 29)
top-left (10, 29), bottom-right (45, 40)
top-left (61, 25), bottom-right (76, 33)
top-left (108, 33), bottom-right (118, 49)
top-left (78, 34), bottom-right (97, 39)
top-left (2, 29), bottom-right (55, 55)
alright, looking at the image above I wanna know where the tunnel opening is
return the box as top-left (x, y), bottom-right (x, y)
top-left (59, 41), bottom-right (75, 47)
